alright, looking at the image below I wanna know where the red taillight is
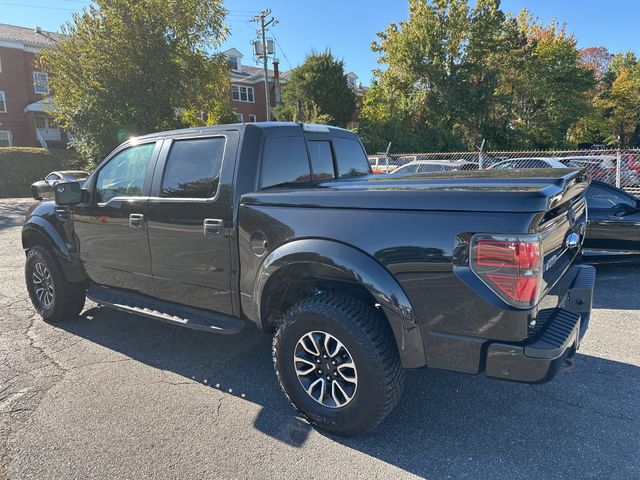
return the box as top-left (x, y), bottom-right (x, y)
top-left (486, 275), bottom-right (538, 304)
top-left (477, 241), bottom-right (539, 269)
top-left (470, 235), bottom-right (542, 308)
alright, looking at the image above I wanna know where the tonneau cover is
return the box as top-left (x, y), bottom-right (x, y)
top-left (242, 169), bottom-right (589, 213)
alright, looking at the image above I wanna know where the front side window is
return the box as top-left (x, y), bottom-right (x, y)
top-left (0, 130), bottom-right (11, 147)
top-left (45, 173), bottom-right (60, 181)
top-left (232, 85), bottom-right (255, 102)
top-left (333, 137), bottom-right (371, 178)
top-left (307, 141), bottom-right (335, 180)
top-left (261, 136), bottom-right (311, 188)
top-left (0, 91), bottom-right (6, 112)
top-left (95, 143), bottom-right (155, 203)
top-left (161, 137), bottom-right (225, 198)
top-left (33, 72), bottom-right (49, 94)
top-left (586, 184), bottom-right (636, 209)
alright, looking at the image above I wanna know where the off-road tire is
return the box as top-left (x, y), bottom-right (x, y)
top-left (273, 291), bottom-right (405, 436)
top-left (25, 245), bottom-right (86, 322)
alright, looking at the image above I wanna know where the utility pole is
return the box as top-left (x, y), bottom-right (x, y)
top-left (251, 9), bottom-right (277, 121)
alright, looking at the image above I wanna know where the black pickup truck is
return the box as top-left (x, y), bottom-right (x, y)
top-left (23, 122), bottom-right (595, 435)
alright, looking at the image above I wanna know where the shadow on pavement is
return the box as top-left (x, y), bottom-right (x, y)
top-left (0, 199), bottom-right (34, 230)
top-left (54, 305), bottom-right (639, 479)
top-left (592, 262), bottom-right (640, 310)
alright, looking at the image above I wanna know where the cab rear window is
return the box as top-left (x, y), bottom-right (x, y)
top-left (333, 137), bottom-right (371, 177)
top-left (260, 134), bottom-right (370, 189)
top-left (261, 136), bottom-right (311, 188)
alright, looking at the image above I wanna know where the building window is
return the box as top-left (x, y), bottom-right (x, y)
top-left (0, 131), bottom-right (11, 147)
top-left (35, 117), bottom-right (46, 129)
top-left (235, 113), bottom-right (243, 122)
top-left (232, 85), bottom-right (254, 103)
top-left (33, 72), bottom-right (49, 95)
top-left (0, 91), bottom-right (6, 112)
top-left (249, 114), bottom-right (257, 122)
top-left (228, 56), bottom-right (239, 70)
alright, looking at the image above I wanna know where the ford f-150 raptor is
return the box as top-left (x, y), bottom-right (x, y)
top-left (23, 122), bottom-right (595, 435)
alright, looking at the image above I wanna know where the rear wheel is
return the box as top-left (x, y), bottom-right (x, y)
top-left (25, 245), bottom-right (86, 322)
top-left (273, 291), bottom-right (405, 436)
top-left (31, 187), bottom-right (41, 201)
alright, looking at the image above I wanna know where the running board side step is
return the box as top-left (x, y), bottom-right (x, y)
top-left (86, 285), bottom-right (245, 334)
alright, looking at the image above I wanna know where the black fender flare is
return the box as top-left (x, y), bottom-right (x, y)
top-left (252, 239), bottom-right (426, 368)
top-left (22, 216), bottom-right (86, 283)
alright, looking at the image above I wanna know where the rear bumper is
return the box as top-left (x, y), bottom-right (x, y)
top-left (485, 264), bottom-right (595, 383)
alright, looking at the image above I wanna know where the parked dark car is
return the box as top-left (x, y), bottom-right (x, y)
top-left (22, 122), bottom-right (594, 435)
top-left (582, 180), bottom-right (640, 262)
top-left (31, 170), bottom-right (89, 200)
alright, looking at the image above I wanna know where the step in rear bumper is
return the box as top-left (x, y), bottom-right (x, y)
top-left (485, 264), bottom-right (595, 384)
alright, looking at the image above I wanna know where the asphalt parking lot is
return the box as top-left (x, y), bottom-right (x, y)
top-left (1, 197), bottom-right (639, 480)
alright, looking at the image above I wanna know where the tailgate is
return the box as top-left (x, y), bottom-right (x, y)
top-left (536, 176), bottom-right (589, 297)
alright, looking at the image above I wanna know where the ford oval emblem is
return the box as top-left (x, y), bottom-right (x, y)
top-left (565, 232), bottom-right (580, 249)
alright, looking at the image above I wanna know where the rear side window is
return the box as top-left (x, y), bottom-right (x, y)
top-left (261, 136), bottom-right (311, 188)
top-left (333, 137), bottom-right (370, 177)
top-left (161, 137), bottom-right (225, 198)
top-left (307, 141), bottom-right (335, 180)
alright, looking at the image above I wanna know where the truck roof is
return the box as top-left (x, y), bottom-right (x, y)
top-left (134, 122), bottom-right (353, 142)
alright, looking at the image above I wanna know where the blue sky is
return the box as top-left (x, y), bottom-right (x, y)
top-left (2, 0), bottom-right (639, 84)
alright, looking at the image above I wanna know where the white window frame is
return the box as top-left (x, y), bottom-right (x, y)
top-left (0, 130), bottom-right (12, 147)
top-left (0, 91), bottom-right (6, 113)
top-left (235, 113), bottom-right (243, 122)
top-left (249, 114), bottom-right (257, 122)
top-left (35, 116), bottom-right (47, 129)
top-left (33, 72), bottom-right (49, 95)
top-left (228, 56), bottom-right (240, 71)
top-left (231, 85), bottom-right (255, 103)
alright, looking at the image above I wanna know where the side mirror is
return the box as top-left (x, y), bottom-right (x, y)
top-left (54, 181), bottom-right (82, 206)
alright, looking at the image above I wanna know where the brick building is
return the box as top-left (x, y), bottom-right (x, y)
top-left (0, 23), bottom-right (365, 147)
top-left (0, 24), bottom-right (66, 148)
top-left (223, 48), bottom-right (287, 122)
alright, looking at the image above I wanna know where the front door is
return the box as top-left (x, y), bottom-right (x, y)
top-left (73, 141), bottom-right (159, 294)
top-left (146, 133), bottom-right (237, 315)
top-left (584, 182), bottom-right (640, 259)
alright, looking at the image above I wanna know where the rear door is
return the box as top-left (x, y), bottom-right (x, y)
top-left (146, 132), bottom-right (239, 315)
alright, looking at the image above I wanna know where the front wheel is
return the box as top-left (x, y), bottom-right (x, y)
top-left (273, 291), bottom-right (405, 436)
top-left (25, 245), bottom-right (86, 322)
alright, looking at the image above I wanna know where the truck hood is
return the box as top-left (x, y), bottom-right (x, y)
top-left (242, 169), bottom-right (589, 213)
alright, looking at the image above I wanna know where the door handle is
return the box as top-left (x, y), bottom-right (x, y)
top-left (129, 213), bottom-right (145, 230)
top-left (203, 218), bottom-right (224, 237)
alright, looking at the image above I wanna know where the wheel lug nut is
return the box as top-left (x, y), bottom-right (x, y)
top-left (326, 376), bottom-right (330, 380)
top-left (323, 355), bottom-right (327, 359)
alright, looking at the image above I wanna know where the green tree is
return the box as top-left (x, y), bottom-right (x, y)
top-left (500, 12), bottom-right (596, 148)
top-left (39, 0), bottom-right (235, 163)
top-left (359, 0), bottom-right (596, 152)
top-left (274, 51), bottom-right (356, 127)
top-left (360, 0), bottom-right (524, 152)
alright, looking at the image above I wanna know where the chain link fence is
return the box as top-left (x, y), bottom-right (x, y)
top-left (368, 149), bottom-right (640, 196)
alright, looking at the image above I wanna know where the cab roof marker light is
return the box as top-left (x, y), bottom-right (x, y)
top-left (302, 123), bottom-right (330, 133)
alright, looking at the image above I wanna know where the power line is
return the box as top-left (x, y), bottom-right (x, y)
top-left (0, 1), bottom-right (79, 11)
top-left (271, 33), bottom-right (293, 70)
